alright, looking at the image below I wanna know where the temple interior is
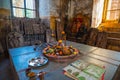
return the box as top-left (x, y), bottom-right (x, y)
top-left (0, 0), bottom-right (120, 80)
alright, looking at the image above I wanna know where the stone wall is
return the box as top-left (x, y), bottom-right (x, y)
top-left (68, 0), bottom-right (93, 19)
top-left (0, 0), bottom-right (11, 10)
top-left (47, 0), bottom-right (93, 40)
top-left (49, 0), bottom-right (93, 20)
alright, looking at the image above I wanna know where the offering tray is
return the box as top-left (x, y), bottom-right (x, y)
top-left (28, 56), bottom-right (48, 67)
top-left (43, 42), bottom-right (79, 62)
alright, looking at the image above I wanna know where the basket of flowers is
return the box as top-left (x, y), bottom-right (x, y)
top-left (43, 40), bottom-right (79, 62)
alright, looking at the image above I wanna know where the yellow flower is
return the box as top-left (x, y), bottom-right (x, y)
top-left (73, 52), bottom-right (77, 54)
top-left (70, 45), bottom-right (72, 48)
top-left (58, 40), bottom-right (62, 43)
top-left (51, 34), bottom-right (55, 37)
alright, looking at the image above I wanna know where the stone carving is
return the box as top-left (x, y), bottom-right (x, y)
top-left (10, 18), bottom-right (48, 46)
top-left (7, 31), bottom-right (24, 48)
top-left (96, 32), bottom-right (108, 48)
top-left (86, 28), bottom-right (99, 46)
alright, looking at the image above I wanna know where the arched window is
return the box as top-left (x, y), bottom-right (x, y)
top-left (11, 0), bottom-right (36, 18)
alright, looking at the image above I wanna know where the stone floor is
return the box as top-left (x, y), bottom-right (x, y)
top-left (0, 58), bottom-right (13, 80)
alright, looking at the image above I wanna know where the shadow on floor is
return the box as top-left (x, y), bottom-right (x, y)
top-left (0, 58), bottom-right (14, 80)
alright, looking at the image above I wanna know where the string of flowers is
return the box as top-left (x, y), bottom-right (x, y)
top-left (61, 31), bottom-right (66, 46)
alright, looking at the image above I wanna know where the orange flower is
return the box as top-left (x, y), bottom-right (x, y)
top-left (61, 31), bottom-right (65, 35)
top-left (51, 34), bottom-right (55, 37)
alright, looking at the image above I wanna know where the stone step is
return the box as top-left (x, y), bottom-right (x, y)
top-left (107, 37), bottom-right (120, 41)
top-left (107, 32), bottom-right (120, 38)
top-left (107, 37), bottom-right (120, 46)
top-left (107, 37), bottom-right (120, 51)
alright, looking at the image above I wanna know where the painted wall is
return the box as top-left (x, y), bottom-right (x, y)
top-left (68, 0), bottom-right (93, 19)
top-left (0, 0), bottom-right (93, 21)
top-left (49, 0), bottom-right (60, 17)
top-left (0, 0), bottom-right (3, 8)
top-left (47, 0), bottom-right (93, 29)
top-left (39, 0), bottom-right (51, 27)
top-left (45, 0), bottom-right (93, 39)
top-left (0, 0), bottom-right (11, 10)
top-left (39, 0), bottom-right (50, 18)
top-left (39, 0), bottom-right (61, 29)
top-left (39, 0), bottom-right (61, 18)
top-left (48, 0), bottom-right (93, 20)
top-left (0, 0), bottom-right (11, 16)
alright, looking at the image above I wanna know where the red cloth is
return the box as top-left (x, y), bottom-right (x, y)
top-left (101, 66), bottom-right (105, 80)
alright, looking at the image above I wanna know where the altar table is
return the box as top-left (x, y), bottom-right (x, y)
top-left (9, 41), bottom-right (120, 80)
